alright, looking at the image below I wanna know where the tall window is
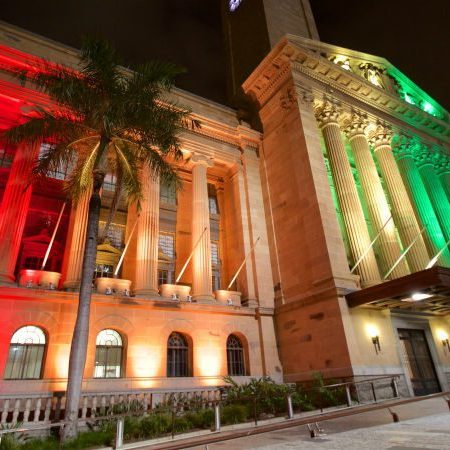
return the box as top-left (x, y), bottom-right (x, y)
top-left (4, 326), bottom-right (46, 379)
top-left (160, 182), bottom-right (176, 205)
top-left (208, 184), bottom-right (219, 214)
top-left (211, 241), bottom-right (220, 291)
top-left (94, 329), bottom-right (123, 378)
top-left (39, 143), bottom-right (71, 180)
top-left (0, 143), bottom-right (15, 168)
top-left (227, 334), bottom-right (246, 376)
top-left (167, 332), bottom-right (190, 377)
top-left (158, 233), bottom-right (175, 285)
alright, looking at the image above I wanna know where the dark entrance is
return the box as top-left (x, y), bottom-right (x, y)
top-left (398, 328), bottom-right (441, 396)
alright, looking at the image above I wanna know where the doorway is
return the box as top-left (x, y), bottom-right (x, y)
top-left (398, 328), bottom-right (441, 396)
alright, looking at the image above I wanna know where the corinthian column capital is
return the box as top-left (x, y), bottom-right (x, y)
top-left (342, 111), bottom-right (369, 140)
top-left (314, 100), bottom-right (341, 129)
top-left (369, 122), bottom-right (393, 149)
top-left (434, 150), bottom-right (450, 175)
top-left (191, 153), bottom-right (213, 167)
top-left (413, 145), bottom-right (435, 168)
top-left (391, 135), bottom-right (414, 160)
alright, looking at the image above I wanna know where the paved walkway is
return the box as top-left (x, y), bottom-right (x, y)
top-left (189, 397), bottom-right (450, 450)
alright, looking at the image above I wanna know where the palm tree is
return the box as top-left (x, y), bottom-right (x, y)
top-left (4, 38), bottom-right (197, 439)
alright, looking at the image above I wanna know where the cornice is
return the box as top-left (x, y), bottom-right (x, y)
top-left (243, 37), bottom-right (450, 143)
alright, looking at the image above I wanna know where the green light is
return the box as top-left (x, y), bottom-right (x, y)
top-left (404, 92), bottom-right (415, 105)
top-left (422, 101), bottom-right (434, 115)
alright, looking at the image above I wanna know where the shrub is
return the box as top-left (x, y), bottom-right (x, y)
top-left (63, 430), bottom-right (114, 450)
top-left (139, 413), bottom-right (171, 438)
top-left (184, 409), bottom-right (214, 429)
top-left (220, 404), bottom-right (248, 425)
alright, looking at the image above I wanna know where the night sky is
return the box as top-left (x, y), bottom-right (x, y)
top-left (1, 0), bottom-right (449, 109)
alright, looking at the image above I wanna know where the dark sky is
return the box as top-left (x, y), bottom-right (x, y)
top-left (1, 0), bottom-right (449, 109)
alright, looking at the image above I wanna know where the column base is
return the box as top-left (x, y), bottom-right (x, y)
top-left (192, 294), bottom-right (216, 304)
top-left (0, 273), bottom-right (16, 286)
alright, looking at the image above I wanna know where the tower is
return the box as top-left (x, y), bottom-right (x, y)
top-left (221, 0), bottom-right (319, 102)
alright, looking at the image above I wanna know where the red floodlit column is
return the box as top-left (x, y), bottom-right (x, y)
top-left (0, 141), bottom-right (41, 284)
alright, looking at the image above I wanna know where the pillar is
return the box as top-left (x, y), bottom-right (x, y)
top-left (391, 138), bottom-right (450, 267)
top-left (315, 103), bottom-right (381, 286)
top-left (62, 189), bottom-right (91, 290)
top-left (134, 164), bottom-right (159, 295)
top-left (191, 154), bottom-right (214, 301)
top-left (0, 141), bottom-right (41, 284)
top-left (344, 113), bottom-right (408, 279)
top-left (415, 147), bottom-right (450, 241)
top-left (434, 150), bottom-right (450, 202)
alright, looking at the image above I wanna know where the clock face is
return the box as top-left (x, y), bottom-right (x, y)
top-left (229, 0), bottom-right (243, 12)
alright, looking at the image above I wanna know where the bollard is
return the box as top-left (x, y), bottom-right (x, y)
top-left (115, 417), bottom-right (124, 450)
top-left (214, 403), bottom-right (221, 432)
top-left (345, 385), bottom-right (352, 407)
top-left (388, 409), bottom-right (399, 423)
top-left (391, 378), bottom-right (399, 398)
top-left (287, 394), bottom-right (294, 419)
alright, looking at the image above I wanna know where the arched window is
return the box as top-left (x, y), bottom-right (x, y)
top-left (227, 334), bottom-right (246, 376)
top-left (4, 326), bottom-right (46, 379)
top-left (94, 329), bottom-right (123, 378)
top-left (167, 332), bottom-right (190, 377)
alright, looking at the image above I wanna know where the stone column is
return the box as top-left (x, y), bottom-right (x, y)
top-left (0, 141), bottom-right (41, 284)
top-left (370, 127), bottom-right (430, 272)
top-left (191, 154), bottom-right (214, 301)
top-left (315, 103), bottom-right (381, 286)
top-left (62, 189), bottom-right (91, 290)
top-left (391, 138), bottom-right (450, 267)
top-left (344, 113), bottom-right (408, 279)
top-left (134, 164), bottom-right (159, 295)
top-left (415, 147), bottom-right (450, 241)
top-left (434, 150), bottom-right (450, 202)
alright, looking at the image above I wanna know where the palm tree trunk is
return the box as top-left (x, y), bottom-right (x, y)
top-left (62, 138), bottom-right (108, 441)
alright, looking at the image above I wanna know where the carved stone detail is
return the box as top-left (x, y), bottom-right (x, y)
top-left (413, 145), bottom-right (433, 168)
top-left (434, 150), bottom-right (450, 175)
top-left (342, 111), bottom-right (368, 140)
top-left (369, 122), bottom-right (393, 149)
top-left (314, 99), bottom-right (341, 128)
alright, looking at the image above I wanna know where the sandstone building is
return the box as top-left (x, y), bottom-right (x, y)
top-left (0, 0), bottom-right (449, 419)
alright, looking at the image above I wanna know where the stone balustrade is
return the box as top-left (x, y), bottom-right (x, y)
top-left (0, 387), bottom-right (222, 426)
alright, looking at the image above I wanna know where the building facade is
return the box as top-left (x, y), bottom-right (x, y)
top-left (0, 0), bottom-right (449, 414)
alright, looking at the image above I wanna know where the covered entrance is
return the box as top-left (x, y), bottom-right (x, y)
top-left (398, 328), bottom-right (440, 396)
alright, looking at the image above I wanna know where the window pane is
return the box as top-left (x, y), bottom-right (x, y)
top-left (167, 333), bottom-right (189, 377)
top-left (5, 344), bottom-right (45, 379)
top-left (211, 242), bottom-right (219, 265)
top-left (159, 234), bottom-right (175, 259)
top-left (160, 182), bottom-right (176, 205)
top-left (227, 335), bottom-right (245, 376)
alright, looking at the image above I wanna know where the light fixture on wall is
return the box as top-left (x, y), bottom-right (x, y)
top-left (366, 324), bottom-right (381, 354)
top-left (437, 329), bottom-right (450, 352)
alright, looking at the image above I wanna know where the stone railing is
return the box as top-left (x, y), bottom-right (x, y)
top-left (0, 387), bottom-right (222, 426)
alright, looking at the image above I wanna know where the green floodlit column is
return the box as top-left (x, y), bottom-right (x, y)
top-left (315, 102), bottom-right (381, 286)
top-left (434, 150), bottom-right (450, 203)
top-left (343, 113), bottom-right (408, 279)
top-left (370, 125), bottom-right (430, 272)
top-left (393, 143), bottom-right (450, 267)
top-left (415, 147), bottom-right (450, 241)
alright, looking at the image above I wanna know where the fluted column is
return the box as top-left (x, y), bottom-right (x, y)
top-left (315, 103), bottom-right (381, 286)
top-left (62, 189), bottom-right (91, 290)
top-left (344, 113), bottom-right (408, 279)
top-left (191, 154), bottom-right (214, 301)
top-left (0, 141), bottom-right (41, 284)
top-left (134, 164), bottom-right (159, 295)
top-left (434, 150), bottom-right (450, 202)
top-left (370, 127), bottom-right (430, 272)
top-left (415, 147), bottom-right (450, 241)
top-left (392, 139), bottom-right (450, 267)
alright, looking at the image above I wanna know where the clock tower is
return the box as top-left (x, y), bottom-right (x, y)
top-left (221, 0), bottom-right (319, 104)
